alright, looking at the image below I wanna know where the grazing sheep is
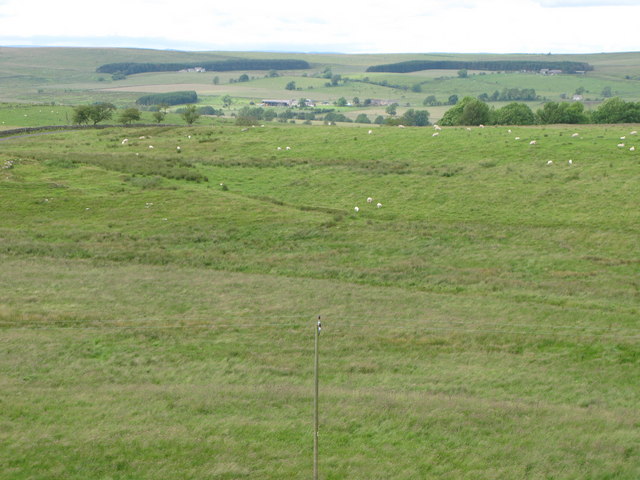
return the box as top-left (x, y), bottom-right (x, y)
top-left (121, 138), bottom-right (129, 144)
top-left (368, 130), bottom-right (373, 134)
top-left (354, 206), bottom-right (359, 212)
top-left (631, 131), bottom-right (637, 135)
top-left (571, 133), bottom-right (579, 137)
top-left (620, 136), bottom-right (626, 140)
top-left (286, 146), bottom-right (291, 150)
top-left (434, 125), bottom-right (442, 130)
top-left (432, 132), bottom-right (439, 137)
top-left (568, 159), bottom-right (573, 165)
top-left (376, 202), bottom-right (382, 208)
top-left (547, 160), bottom-right (553, 165)
top-left (479, 124), bottom-right (485, 128)
top-left (618, 143), bottom-right (625, 147)
top-left (530, 140), bottom-right (537, 145)
top-left (398, 125), bottom-right (405, 128)
top-left (515, 137), bottom-right (521, 140)
top-left (148, 145), bottom-right (154, 149)
top-left (508, 129), bottom-right (512, 133)
top-left (367, 197), bottom-right (373, 203)
top-left (176, 146), bottom-right (181, 153)
top-left (277, 147), bottom-right (282, 150)
top-left (630, 146), bottom-right (636, 151)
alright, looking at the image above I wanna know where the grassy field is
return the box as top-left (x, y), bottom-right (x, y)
top-left (2, 47), bottom-right (640, 123)
top-left (1, 121), bottom-right (639, 479)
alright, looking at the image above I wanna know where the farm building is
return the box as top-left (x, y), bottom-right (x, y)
top-left (261, 99), bottom-right (295, 107)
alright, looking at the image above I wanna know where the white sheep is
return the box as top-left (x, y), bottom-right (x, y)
top-left (568, 159), bottom-right (573, 165)
top-left (121, 138), bottom-right (129, 144)
top-left (376, 202), bottom-right (382, 208)
top-left (368, 130), bottom-right (373, 134)
top-left (148, 145), bottom-right (154, 149)
top-left (367, 197), bottom-right (373, 203)
top-left (432, 132), bottom-right (439, 137)
top-left (620, 136), bottom-right (626, 140)
top-left (547, 160), bottom-right (553, 165)
top-left (277, 147), bottom-right (282, 150)
top-left (398, 125), bottom-right (405, 128)
top-left (434, 125), bottom-right (442, 130)
top-left (631, 131), bottom-right (637, 135)
top-left (354, 206), bottom-right (359, 212)
top-left (571, 133), bottom-right (579, 137)
top-left (618, 143), bottom-right (625, 147)
top-left (530, 140), bottom-right (537, 145)
top-left (286, 146), bottom-right (291, 150)
top-left (630, 146), bottom-right (636, 151)
top-left (515, 137), bottom-right (521, 140)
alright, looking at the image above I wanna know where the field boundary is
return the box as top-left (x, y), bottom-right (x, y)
top-left (0, 124), bottom-right (180, 140)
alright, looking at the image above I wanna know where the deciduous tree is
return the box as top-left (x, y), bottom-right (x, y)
top-left (181, 104), bottom-right (200, 125)
top-left (118, 108), bottom-right (141, 125)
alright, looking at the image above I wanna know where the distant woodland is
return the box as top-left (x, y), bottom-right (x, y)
top-left (366, 60), bottom-right (593, 73)
top-left (96, 59), bottom-right (311, 76)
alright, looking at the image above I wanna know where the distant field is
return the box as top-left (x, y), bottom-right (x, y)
top-left (1, 47), bottom-right (640, 116)
top-left (1, 122), bottom-right (638, 479)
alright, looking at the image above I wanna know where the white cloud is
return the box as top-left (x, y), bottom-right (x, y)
top-left (0, 0), bottom-right (639, 53)
top-left (538, 0), bottom-right (638, 6)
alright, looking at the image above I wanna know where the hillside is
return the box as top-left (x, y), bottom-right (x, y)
top-left (1, 121), bottom-right (639, 479)
top-left (2, 47), bottom-right (640, 122)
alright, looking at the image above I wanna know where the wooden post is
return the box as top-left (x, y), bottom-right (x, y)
top-left (314, 316), bottom-right (321, 480)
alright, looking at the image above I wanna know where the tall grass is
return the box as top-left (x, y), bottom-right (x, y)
top-left (1, 122), bottom-right (638, 479)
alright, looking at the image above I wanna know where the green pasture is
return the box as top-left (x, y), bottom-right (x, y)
top-left (0, 103), bottom-right (196, 129)
top-left (1, 122), bottom-right (639, 479)
top-left (2, 48), bottom-right (640, 116)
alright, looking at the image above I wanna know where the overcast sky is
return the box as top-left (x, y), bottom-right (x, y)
top-left (0, 0), bottom-right (638, 54)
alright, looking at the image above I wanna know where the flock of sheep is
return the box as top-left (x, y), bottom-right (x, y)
top-left (115, 124), bottom-right (637, 216)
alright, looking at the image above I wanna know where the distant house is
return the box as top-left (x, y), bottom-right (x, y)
top-left (572, 94), bottom-right (584, 101)
top-left (540, 69), bottom-right (563, 75)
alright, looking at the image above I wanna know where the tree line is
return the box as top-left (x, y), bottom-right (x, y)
top-left (438, 97), bottom-right (640, 126)
top-left (136, 91), bottom-right (198, 106)
top-left (69, 96), bottom-right (640, 128)
top-left (366, 60), bottom-right (592, 74)
top-left (96, 59), bottom-right (310, 76)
